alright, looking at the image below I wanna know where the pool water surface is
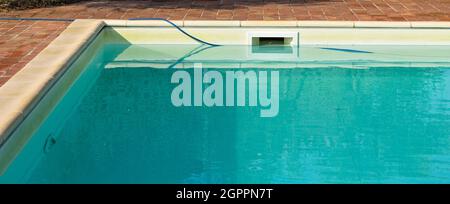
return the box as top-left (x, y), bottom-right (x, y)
top-left (1, 44), bottom-right (450, 183)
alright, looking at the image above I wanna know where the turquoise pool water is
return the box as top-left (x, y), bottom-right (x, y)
top-left (1, 44), bottom-right (450, 183)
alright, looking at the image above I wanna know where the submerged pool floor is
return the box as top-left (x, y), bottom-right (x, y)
top-left (1, 45), bottom-right (450, 183)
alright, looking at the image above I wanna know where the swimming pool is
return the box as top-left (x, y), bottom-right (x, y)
top-left (0, 20), bottom-right (449, 183)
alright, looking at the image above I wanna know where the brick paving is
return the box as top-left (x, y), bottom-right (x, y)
top-left (0, 21), bottom-right (69, 86)
top-left (1, 0), bottom-right (450, 86)
top-left (2, 0), bottom-right (450, 21)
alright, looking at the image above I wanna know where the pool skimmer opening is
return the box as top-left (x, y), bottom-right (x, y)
top-left (253, 37), bottom-right (293, 46)
top-left (248, 31), bottom-right (299, 46)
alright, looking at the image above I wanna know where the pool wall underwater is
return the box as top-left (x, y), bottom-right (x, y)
top-left (0, 20), bottom-right (450, 181)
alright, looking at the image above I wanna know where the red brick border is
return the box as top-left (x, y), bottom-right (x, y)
top-left (0, 20), bottom-right (70, 86)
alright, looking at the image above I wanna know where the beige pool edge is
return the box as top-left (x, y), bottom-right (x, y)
top-left (103, 20), bottom-right (450, 28)
top-left (0, 19), bottom-right (450, 174)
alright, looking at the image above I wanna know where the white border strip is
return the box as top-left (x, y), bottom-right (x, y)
top-left (102, 20), bottom-right (450, 28)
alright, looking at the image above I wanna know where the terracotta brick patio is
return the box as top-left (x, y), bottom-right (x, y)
top-left (1, 0), bottom-right (450, 86)
top-left (2, 0), bottom-right (450, 21)
top-left (0, 21), bottom-right (69, 86)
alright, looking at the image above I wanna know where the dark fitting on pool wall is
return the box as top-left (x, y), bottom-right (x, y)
top-left (252, 37), bottom-right (293, 46)
top-left (43, 134), bottom-right (57, 153)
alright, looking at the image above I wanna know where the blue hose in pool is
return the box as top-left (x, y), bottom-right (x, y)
top-left (0, 17), bottom-right (221, 47)
top-left (128, 18), bottom-right (220, 47)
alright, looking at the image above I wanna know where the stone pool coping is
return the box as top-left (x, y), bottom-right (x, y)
top-left (104, 20), bottom-right (450, 28)
top-left (0, 19), bottom-right (450, 170)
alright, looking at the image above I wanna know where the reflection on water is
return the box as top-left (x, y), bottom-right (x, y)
top-left (3, 45), bottom-right (450, 183)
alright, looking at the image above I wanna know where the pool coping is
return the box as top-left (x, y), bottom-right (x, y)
top-left (0, 19), bottom-right (450, 173)
top-left (103, 20), bottom-right (450, 28)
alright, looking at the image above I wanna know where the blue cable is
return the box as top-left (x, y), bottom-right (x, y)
top-left (0, 17), bottom-right (221, 46)
top-left (128, 18), bottom-right (220, 47)
top-left (168, 44), bottom-right (217, 69)
top-left (320, 47), bottom-right (373, 54)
